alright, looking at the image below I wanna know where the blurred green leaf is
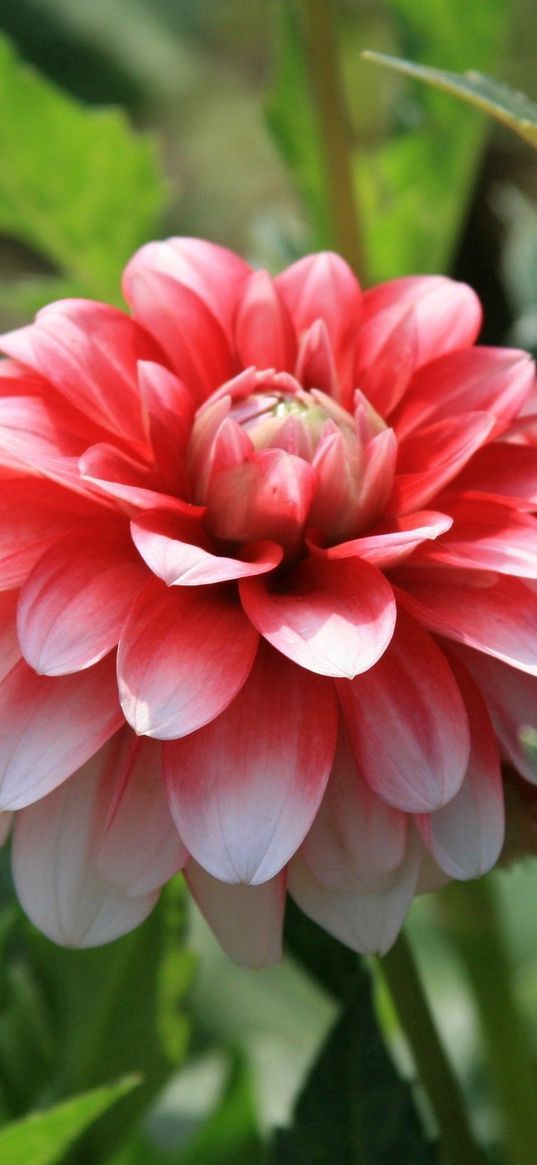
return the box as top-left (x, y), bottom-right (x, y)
top-left (268, 0), bottom-right (507, 278)
top-left (0, 1075), bottom-right (140, 1165)
top-left (362, 51), bottom-right (537, 151)
top-left (170, 1051), bottom-right (264, 1165)
top-left (274, 911), bottom-right (437, 1164)
top-left (0, 34), bottom-right (166, 302)
top-left (265, 2), bottom-right (328, 250)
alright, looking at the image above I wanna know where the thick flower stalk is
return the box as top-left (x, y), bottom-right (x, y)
top-left (0, 239), bottom-right (536, 966)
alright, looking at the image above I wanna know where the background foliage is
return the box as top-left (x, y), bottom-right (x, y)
top-left (1, 1), bottom-right (537, 1161)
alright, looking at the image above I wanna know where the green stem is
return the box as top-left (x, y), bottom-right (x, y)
top-left (380, 929), bottom-right (488, 1165)
top-left (298, 0), bottom-right (367, 279)
top-left (438, 877), bottom-right (537, 1165)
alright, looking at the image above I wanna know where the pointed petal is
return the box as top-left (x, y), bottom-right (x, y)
top-left (165, 643), bottom-right (338, 884)
top-left (338, 608), bottom-right (470, 812)
top-left (301, 730), bottom-right (408, 893)
top-left (415, 497), bottom-right (537, 577)
top-left (79, 443), bottom-right (200, 516)
top-left (396, 569), bottom-right (537, 675)
top-left (17, 523), bottom-right (147, 675)
top-left (453, 442), bottom-right (537, 510)
top-left (295, 319), bottom-right (340, 399)
top-left (355, 306), bottom-right (417, 417)
top-left (395, 348), bottom-right (534, 439)
top-left (288, 839), bottom-right (420, 956)
top-left (123, 237), bottom-right (250, 336)
top-left (240, 556), bottom-right (396, 678)
top-left (137, 361), bottom-right (194, 495)
top-left (131, 510), bottom-right (282, 586)
top-left (276, 252), bottom-right (362, 399)
top-left (454, 646), bottom-right (537, 786)
top-left (185, 860), bottom-right (285, 968)
top-left (1, 300), bottom-right (159, 446)
top-left (0, 655), bottom-right (123, 810)
top-left (361, 275), bottom-right (482, 368)
top-left (12, 746), bottom-right (158, 948)
top-left (122, 268), bottom-right (234, 403)
top-left (96, 732), bottom-right (186, 895)
top-left (117, 579), bottom-right (258, 739)
top-left (206, 447), bottom-right (316, 555)
top-left (392, 412), bottom-right (495, 514)
top-left (310, 511), bottom-right (453, 569)
top-left (235, 269), bottom-right (297, 370)
top-left (0, 478), bottom-right (101, 590)
top-left (417, 652), bottom-right (504, 879)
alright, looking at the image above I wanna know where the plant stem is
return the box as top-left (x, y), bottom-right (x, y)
top-left (381, 929), bottom-right (488, 1165)
top-left (438, 876), bottom-right (537, 1165)
top-left (299, 0), bottom-right (367, 279)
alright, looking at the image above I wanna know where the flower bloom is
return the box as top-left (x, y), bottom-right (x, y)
top-left (0, 239), bottom-right (536, 966)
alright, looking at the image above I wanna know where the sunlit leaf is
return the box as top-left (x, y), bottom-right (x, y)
top-left (362, 51), bottom-right (537, 150)
top-left (0, 34), bottom-right (166, 302)
top-left (0, 1076), bottom-right (139, 1165)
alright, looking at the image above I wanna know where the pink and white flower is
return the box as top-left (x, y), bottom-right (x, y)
top-left (0, 238), bottom-right (536, 965)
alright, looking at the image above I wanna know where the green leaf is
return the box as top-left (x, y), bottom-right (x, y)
top-left (362, 51), bottom-right (537, 151)
top-left (275, 908), bottom-right (437, 1165)
top-left (169, 1051), bottom-right (265, 1165)
top-left (520, 727), bottom-right (537, 775)
top-left (265, 2), bottom-right (328, 250)
top-left (0, 34), bottom-right (166, 302)
top-left (0, 1076), bottom-right (140, 1165)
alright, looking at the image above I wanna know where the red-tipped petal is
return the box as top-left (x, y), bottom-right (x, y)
top-left (392, 412), bottom-right (494, 514)
top-left (362, 275), bottom-right (482, 368)
top-left (235, 269), bottom-right (297, 371)
top-left (415, 497), bottom-right (537, 577)
top-left (311, 511), bottom-right (453, 569)
top-left (12, 743), bottom-right (158, 948)
top-left (131, 510), bottom-right (282, 586)
top-left (0, 655), bottom-right (123, 810)
top-left (117, 579), bottom-right (258, 739)
top-left (165, 643), bottom-right (338, 884)
top-left (18, 523), bottom-right (147, 676)
top-left (396, 569), bottom-right (537, 676)
top-left (0, 478), bottom-right (102, 590)
top-left (338, 608), bottom-right (470, 812)
top-left (240, 556), bottom-right (396, 678)
top-left (417, 653), bottom-right (504, 879)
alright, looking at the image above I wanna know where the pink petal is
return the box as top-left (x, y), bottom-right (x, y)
top-left (338, 608), bottom-right (470, 812)
top-left (235, 269), bottom-right (297, 370)
top-left (185, 860), bottom-right (285, 968)
top-left (131, 510), bottom-right (282, 586)
top-left (122, 268), bottom-right (235, 403)
top-left (392, 412), bottom-right (495, 514)
top-left (164, 642), bottom-right (338, 883)
top-left (1, 300), bottom-right (159, 447)
top-left (301, 730), bottom-right (408, 893)
top-left (206, 447), bottom-right (317, 554)
top-left (310, 511), bottom-right (453, 569)
top-left (452, 442), bottom-right (537, 511)
top-left (12, 744), bottom-right (158, 947)
top-left (239, 556), bottom-right (396, 678)
top-left (0, 655), bottom-right (123, 810)
top-left (295, 320), bottom-right (340, 399)
top-left (415, 497), bottom-right (537, 577)
top-left (123, 237), bottom-right (251, 337)
top-left (288, 838), bottom-right (420, 957)
top-left (395, 349), bottom-right (533, 440)
top-left (0, 394), bottom-right (108, 493)
top-left (454, 646), bottom-right (537, 785)
top-left (18, 522), bottom-right (148, 676)
top-left (0, 591), bottom-right (23, 681)
top-left (417, 652), bottom-right (504, 879)
top-left (275, 252), bottom-right (362, 399)
top-left (80, 443), bottom-right (200, 516)
top-left (117, 578), bottom-right (258, 739)
top-left (0, 478), bottom-right (102, 590)
top-left (137, 361), bottom-right (194, 495)
top-left (95, 731), bottom-right (186, 895)
top-left (396, 569), bottom-right (537, 675)
top-left (355, 306), bottom-right (417, 417)
top-left (361, 275), bottom-right (482, 369)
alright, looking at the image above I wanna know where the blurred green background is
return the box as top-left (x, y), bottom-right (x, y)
top-left (1, 2), bottom-right (537, 1162)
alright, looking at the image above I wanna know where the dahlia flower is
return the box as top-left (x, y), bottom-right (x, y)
top-left (0, 239), bottom-right (536, 967)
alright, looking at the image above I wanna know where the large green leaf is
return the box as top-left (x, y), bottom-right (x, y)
top-left (0, 1076), bottom-right (139, 1165)
top-left (362, 52), bottom-right (537, 151)
top-left (275, 904), bottom-right (437, 1164)
top-left (0, 34), bottom-right (166, 305)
